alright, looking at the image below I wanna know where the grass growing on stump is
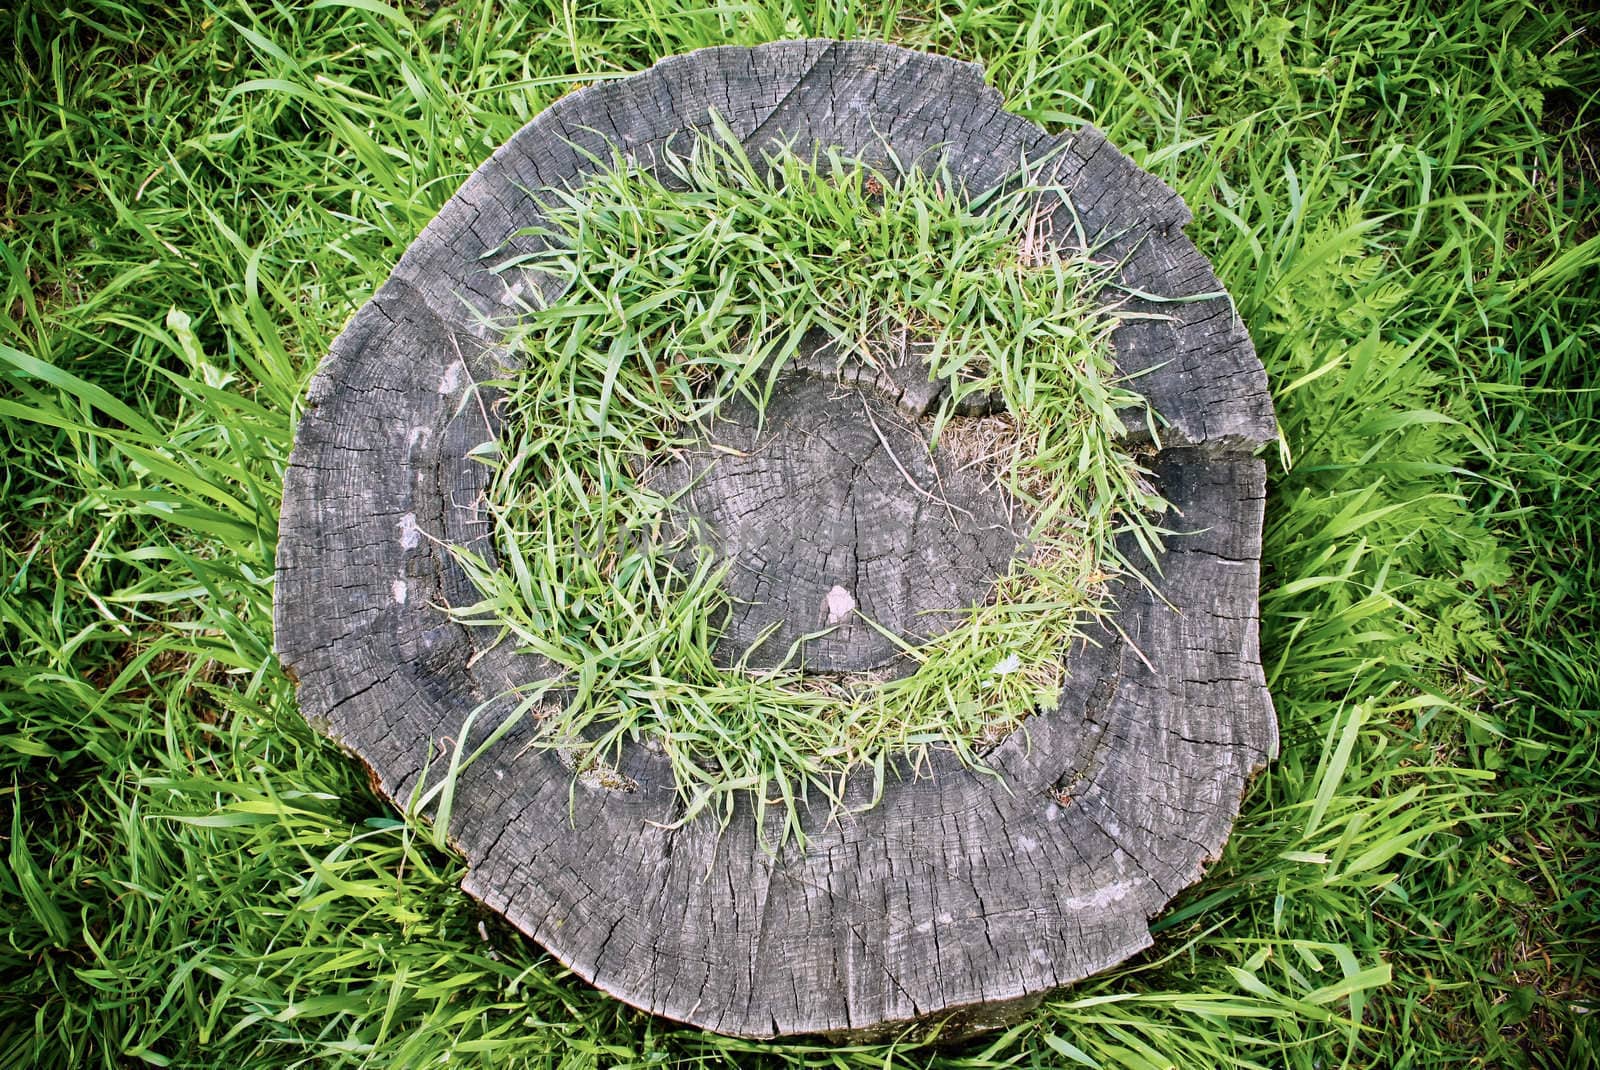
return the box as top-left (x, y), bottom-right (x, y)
top-left (445, 131), bottom-right (1171, 845)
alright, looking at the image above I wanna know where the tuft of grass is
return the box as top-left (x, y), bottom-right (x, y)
top-left (443, 128), bottom-right (1168, 847)
top-left (1, 0), bottom-right (1595, 1066)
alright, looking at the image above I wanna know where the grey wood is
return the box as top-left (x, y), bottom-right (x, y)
top-left (275, 40), bottom-right (1278, 1041)
top-left (646, 328), bottom-right (1024, 675)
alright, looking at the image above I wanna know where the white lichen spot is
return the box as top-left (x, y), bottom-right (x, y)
top-left (437, 360), bottom-right (464, 395)
top-left (398, 512), bottom-right (421, 550)
top-left (1061, 880), bottom-right (1136, 911)
top-left (1016, 834), bottom-right (1039, 853)
top-left (823, 585), bottom-right (856, 624)
top-left (391, 579), bottom-right (408, 604)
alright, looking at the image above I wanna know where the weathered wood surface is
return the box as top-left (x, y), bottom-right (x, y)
top-left (647, 328), bottom-right (1025, 675)
top-left (275, 41), bottom-right (1278, 1040)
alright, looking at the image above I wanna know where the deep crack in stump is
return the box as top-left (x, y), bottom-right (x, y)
top-left (275, 41), bottom-right (1280, 1041)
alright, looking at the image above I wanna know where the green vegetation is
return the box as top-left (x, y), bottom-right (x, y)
top-left (449, 130), bottom-right (1166, 846)
top-left (1, 0), bottom-right (1594, 1067)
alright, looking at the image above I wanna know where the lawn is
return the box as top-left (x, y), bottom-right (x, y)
top-left (2, 1), bottom-right (1596, 1067)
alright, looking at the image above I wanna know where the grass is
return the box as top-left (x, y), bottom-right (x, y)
top-left (0, 0), bottom-right (1596, 1067)
top-left (445, 128), bottom-right (1169, 847)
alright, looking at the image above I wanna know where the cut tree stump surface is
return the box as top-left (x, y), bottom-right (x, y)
top-left (275, 40), bottom-right (1279, 1041)
top-left (646, 328), bottom-right (1025, 676)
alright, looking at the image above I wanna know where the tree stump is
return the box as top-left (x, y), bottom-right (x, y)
top-left (275, 40), bottom-right (1278, 1041)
